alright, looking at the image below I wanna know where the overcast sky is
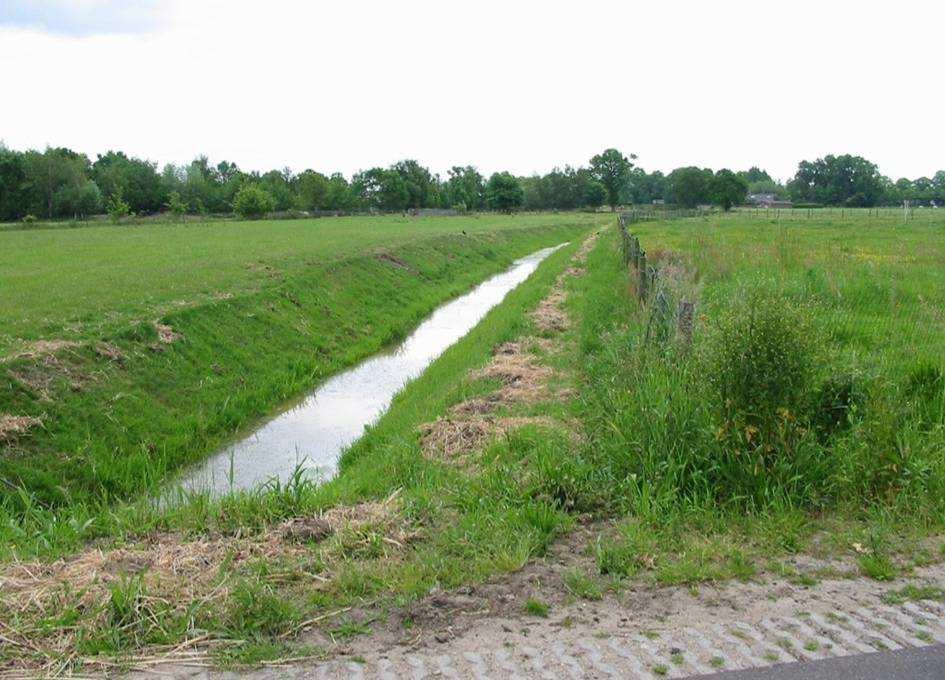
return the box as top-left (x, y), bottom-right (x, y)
top-left (1, 0), bottom-right (942, 182)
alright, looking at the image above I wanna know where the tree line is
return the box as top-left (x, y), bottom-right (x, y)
top-left (1, 143), bottom-right (942, 222)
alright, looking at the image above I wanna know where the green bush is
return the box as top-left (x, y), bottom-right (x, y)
top-left (106, 194), bottom-right (131, 223)
top-left (704, 290), bottom-right (820, 456)
top-left (233, 183), bottom-right (275, 219)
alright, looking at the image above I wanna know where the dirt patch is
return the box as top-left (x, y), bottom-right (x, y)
top-left (376, 253), bottom-right (414, 272)
top-left (154, 322), bottom-right (182, 344)
top-left (0, 414), bottom-right (42, 442)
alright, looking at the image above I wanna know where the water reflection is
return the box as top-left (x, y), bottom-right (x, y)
top-left (177, 243), bottom-right (566, 495)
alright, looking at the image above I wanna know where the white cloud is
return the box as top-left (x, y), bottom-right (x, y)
top-left (1, 0), bottom-right (942, 181)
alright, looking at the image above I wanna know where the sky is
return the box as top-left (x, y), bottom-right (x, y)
top-left (1, 0), bottom-right (943, 182)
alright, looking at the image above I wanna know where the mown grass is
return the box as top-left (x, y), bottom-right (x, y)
top-left (1, 213), bottom-right (601, 512)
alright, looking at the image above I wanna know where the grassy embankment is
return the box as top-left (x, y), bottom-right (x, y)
top-left (0, 221), bottom-right (595, 672)
top-left (0, 213), bottom-right (600, 521)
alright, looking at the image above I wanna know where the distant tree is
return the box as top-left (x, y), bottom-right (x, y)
top-left (667, 167), bottom-right (713, 208)
top-left (54, 180), bottom-right (101, 218)
top-left (166, 191), bottom-right (187, 220)
top-left (622, 168), bottom-right (667, 205)
top-left (590, 148), bottom-right (635, 210)
top-left (258, 169), bottom-right (296, 211)
top-left (486, 172), bottom-right (524, 213)
top-left (233, 183), bottom-right (274, 219)
top-left (580, 177), bottom-right (607, 208)
top-left (0, 144), bottom-right (28, 221)
top-left (352, 168), bottom-right (409, 211)
top-left (738, 167), bottom-right (773, 184)
top-left (91, 151), bottom-right (166, 213)
top-left (22, 147), bottom-right (90, 218)
top-left (295, 170), bottom-right (330, 211)
top-left (446, 165), bottom-right (485, 210)
top-left (324, 172), bottom-right (355, 211)
top-left (787, 155), bottom-right (886, 207)
top-left (709, 169), bottom-right (748, 211)
top-left (392, 160), bottom-right (436, 209)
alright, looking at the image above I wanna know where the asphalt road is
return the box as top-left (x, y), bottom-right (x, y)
top-left (700, 644), bottom-right (945, 679)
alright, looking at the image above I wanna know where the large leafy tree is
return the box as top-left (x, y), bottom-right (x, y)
top-left (590, 148), bottom-right (635, 210)
top-left (0, 144), bottom-right (28, 220)
top-left (391, 160), bottom-right (436, 209)
top-left (296, 170), bottom-right (330, 211)
top-left (91, 151), bottom-right (166, 213)
top-left (486, 172), bottom-right (523, 213)
top-left (667, 166), bottom-right (713, 208)
top-left (22, 147), bottom-right (91, 218)
top-left (709, 169), bottom-right (748, 211)
top-left (352, 167), bottom-right (408, 211)
top-left (787, 155), bottom-right (887, 207)
top-left (622, 168), bottom-right (667, 205)
top-left (446, 165), bottom-right (485, 210)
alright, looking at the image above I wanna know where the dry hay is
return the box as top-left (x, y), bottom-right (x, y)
top-left (7, 352), bottom-right (86, 402)
top-left (450, 393), bottom-right (503, 416)
top-left (1, 339), bottom-right (79, 364)
top-left (531, 287), bottom-right (570, 334)
top-left (154, 322), bottom-right (182, 344)
top-left (0, 414), bottom-right (41, 442)
top-left (563, 266), bottom-right (586, 278)
top-left (470, 348), bottom-right (553, 405)
top-left (94, 342), bottom-right (125, 363)
top-left (419, 416), bottom-right (558, 461)
top-left (0, 492), bottom-right (411, 637)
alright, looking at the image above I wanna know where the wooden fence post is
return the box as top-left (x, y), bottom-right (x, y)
top-left (677, 301), bottom-right (694, 346)
top-left (638, 253), bottom-right (647, 300)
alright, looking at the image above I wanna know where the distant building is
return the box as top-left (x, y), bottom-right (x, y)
top-left (747, 193), bottom-right (792, 208)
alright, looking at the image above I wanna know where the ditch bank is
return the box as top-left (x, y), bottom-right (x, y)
top-left (0, 222), bottom-right (590, 512)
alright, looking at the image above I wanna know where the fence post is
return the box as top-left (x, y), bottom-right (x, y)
top-left (677, 301), bottom-right (694, 347)
top-left (638, 253), bottom-right (648, 300)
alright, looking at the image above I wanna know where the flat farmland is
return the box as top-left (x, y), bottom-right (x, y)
top-left (0, 214), bottom-right (601, 357)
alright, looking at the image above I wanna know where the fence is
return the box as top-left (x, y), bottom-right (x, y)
top-left (617, 211), bottom-right (696, 346)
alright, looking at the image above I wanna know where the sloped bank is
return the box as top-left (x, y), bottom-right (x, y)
top-left (0, 221), bottom-right (591, 512)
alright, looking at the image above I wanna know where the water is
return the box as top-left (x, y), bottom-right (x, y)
top-left (176, 243), bottom-right (566, 496)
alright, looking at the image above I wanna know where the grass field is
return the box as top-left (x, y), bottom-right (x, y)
top-left (0, 214), bottom-right (599, 357)
top-left (2, 211), bottom-right (944, 673)
top-left (0, 213), bottom-right (603, 511)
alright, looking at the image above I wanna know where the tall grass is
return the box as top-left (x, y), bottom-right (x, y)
top-left (576, 216), bottom-right (945, 522)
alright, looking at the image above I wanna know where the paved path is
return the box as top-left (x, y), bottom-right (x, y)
top-left (205, 596), bottom-right (945, 679)
top-left (700, 643), bottom-right (945, 679)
